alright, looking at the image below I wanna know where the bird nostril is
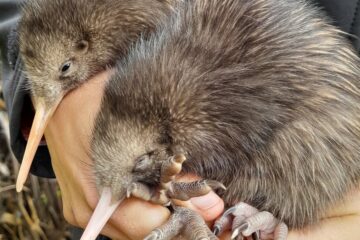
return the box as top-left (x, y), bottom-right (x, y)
top-left (133, 154), bottom-right (151, 172)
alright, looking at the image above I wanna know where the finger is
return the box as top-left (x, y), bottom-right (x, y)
top-left (108, 197), bottom-right (171, 240)
top-left (173, 190), bottom-right (225, 222)
top-left (81, 188), bottom-right (123, 240)
top-left (173, 174), bottom-right (225, 222)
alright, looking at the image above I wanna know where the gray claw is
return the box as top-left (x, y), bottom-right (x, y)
top-left (144, 229), bottom-right (163, 240)
top-left (213, 212), bottom-right (232, 236)
top-left (163, 200), bottom-right (171, 207)
top-left (222, 206), bottom-right (236, 218)
top-left (231, 223), bottom-right (249, 240)
top-left (213, 225), bottom-right (221, 236)
top-left (126, 183), bottom-right (135, 198)
top-left (205, 180), bottom-right (227, 191)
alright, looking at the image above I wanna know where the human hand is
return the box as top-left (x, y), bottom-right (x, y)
top-left (44, 70), bottom-right (225, 240)
top-left (286, 184), bottom-right (360, 240)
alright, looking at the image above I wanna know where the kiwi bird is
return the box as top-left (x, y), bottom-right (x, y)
top-left (83, 0), bottom-right (360, 239)
top-left (16, 0), bottom-right (174, 192)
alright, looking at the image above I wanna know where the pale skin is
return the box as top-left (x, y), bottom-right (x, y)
top-left (44, 71), bottom-right (360, 240)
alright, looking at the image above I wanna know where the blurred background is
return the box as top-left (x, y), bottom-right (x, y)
top-left (0, 57), bottom-right (70, 240)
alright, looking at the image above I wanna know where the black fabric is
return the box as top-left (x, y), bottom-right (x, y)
top-left (314, 0), bottom-right (360, 51)
top-left (349, 0), bottom-right (360, 51)
top-left (5, 57), bottom-right (55, 178)
top-left (1, 0), bottom-right (54, 178)
top-left (316, 0), bottom-right (358, 33)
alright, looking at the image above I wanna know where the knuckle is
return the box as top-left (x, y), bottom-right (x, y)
top-left (63, 207), bottom-right (77, 226)
top-left (86, 196), bottom-right (98, 210)
top-left (63, 204), bottom-right (91, 228)
top-left (73, 210), bottom-right (90, 228)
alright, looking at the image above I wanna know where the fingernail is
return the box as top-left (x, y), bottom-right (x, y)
top-left (190, 191), bottom-right (221, 210)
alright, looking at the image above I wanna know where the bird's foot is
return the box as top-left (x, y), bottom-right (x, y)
top-left (128, 153), bottom-right (225, 205)
top-left (144, 205), bottom-right (217, 240)
top-left (213, 202), bottom-right (288, 240)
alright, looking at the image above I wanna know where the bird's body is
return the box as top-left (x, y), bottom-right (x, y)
top-left (92, 0), bottom-right (360, 233)
top-left (15, 0), bottom-right (175, 191)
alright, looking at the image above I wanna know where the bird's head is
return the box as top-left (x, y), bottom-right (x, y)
top-left (80, 103), bottom-right (177, 239)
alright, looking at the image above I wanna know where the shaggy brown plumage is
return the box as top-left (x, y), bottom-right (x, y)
top-left (92, 0), bottom-right (360, 230)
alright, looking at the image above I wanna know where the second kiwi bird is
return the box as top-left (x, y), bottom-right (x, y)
top-left (84, 0), bottom-right (360, 239)
top-left (16, 0), bottom-right (175, 191)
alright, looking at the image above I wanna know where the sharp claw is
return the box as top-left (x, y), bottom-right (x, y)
top-left (204, 180), bottom-right (226, 191)
top-left (174, 154), bottom-right (186, 164)
top-left (231, 228), bottom-right (240, 240)
top-left (143, 235), bottom-right (155, 240)
top-left (213, 226), bottom-right (221, 236)
top-left (126, 188), bottom-right (131, 198)
top-left (164, 200), bottom-right (171, 207)
top-left (231, 223), bottom-right (248, 240)
top-left (222, 206), bottom-right (236, 218)
top-left (126, 183), bottom-right (135, 198)
top-left (144, 229), bottom-right (162, 240)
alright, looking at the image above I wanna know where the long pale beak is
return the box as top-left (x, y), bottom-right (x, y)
top-left (81, 187), bottom-right (123, 240)
top-left (16, 96), bottom-right (63, 192)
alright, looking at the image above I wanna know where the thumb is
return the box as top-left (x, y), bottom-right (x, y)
top-left (173, 175), bottom-right (225, 222)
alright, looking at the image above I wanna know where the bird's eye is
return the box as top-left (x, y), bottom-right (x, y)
top-left (60, 62), bottom-right (71, 73)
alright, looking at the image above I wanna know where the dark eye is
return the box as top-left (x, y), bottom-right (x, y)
top-left (61, 62), bottom-right (71, 73)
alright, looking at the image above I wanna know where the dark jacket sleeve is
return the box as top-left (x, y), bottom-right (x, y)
top-left (1, 0), bottom-right (54, 178)
top-left (1, 0), bottom-right (360, 179)
top-left (315, 0), bottom-right (360, 51)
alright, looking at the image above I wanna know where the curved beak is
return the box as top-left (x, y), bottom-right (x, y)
top-left (16, 96), bottom-right (63, 192)
top-left (81, 187), bottom-right (123, 240)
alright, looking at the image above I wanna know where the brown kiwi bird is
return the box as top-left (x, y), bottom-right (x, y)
top-left (16, 0), bottom-right (176, 192)
top-left (83, 0), bottom-right (360, 239)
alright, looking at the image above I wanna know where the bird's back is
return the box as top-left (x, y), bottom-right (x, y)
top-left (105, 0), bottom-right (360, 228)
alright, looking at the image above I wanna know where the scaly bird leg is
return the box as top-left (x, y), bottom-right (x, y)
top-left (128, 154), bottom-right (225, 204)
top-left (144, 206), bottom-right (217, 240)
top-left (166, 179), bottom-right (225, 201)
top-left (160, 154), bottom-right (225, 201)
top-left (214, 202), bottom-right (288, 240)
top-left (127, 154), bottom-right (226, 239)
